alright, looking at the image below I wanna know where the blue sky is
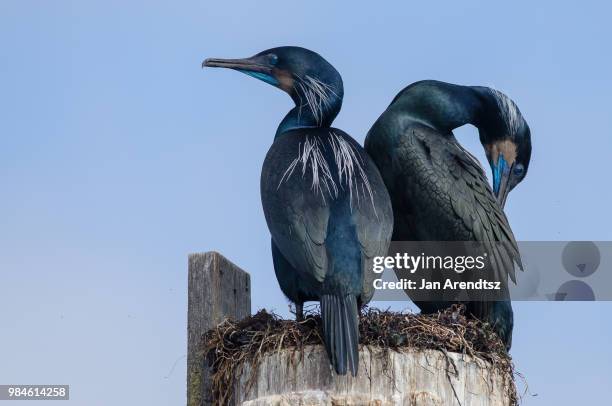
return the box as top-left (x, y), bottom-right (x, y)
top-left (1, 1), bottom-right (611, 405)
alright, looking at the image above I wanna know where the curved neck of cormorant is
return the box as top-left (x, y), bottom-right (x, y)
top-left (393, 81), bottom-right (499, 140)
top-left (274, 91), bottom-right (342, 138)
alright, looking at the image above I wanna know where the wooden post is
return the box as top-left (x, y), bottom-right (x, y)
top-left (187, 252), bottom-right (251, 406)
top-left (233, 346), bottom-right (513, 405)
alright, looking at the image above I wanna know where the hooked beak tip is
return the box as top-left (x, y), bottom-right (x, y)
top-left (497, 193), bottom-right (508, 209)
top-left (495, 181), bottom-right (510, 209)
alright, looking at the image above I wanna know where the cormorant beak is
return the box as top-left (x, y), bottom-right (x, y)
top-left (491, 154), bottom-right (511, 208)
top-left (202, 56), bottom-right (279, 86)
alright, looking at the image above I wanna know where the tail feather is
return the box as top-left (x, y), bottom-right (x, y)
top-left (321, 294), bottom-right (359, 376)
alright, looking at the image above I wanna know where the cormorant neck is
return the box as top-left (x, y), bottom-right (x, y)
top-left (275, 107), bottom-right (318, 138)
top-left (470, 86), bottom-right (521, 144)
top-left (275, 90), bottom-right (342, 138)
top-left (393, 81), bottom-right (484, 135)
top-left (393, 81), bottom-right (518, 147)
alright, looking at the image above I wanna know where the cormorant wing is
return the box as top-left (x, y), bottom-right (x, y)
top-left (265, 196), bottom-right (330, 284)
top-left (260, 135), bottom-right (332, 284)
top-left (402, 124), bottom-right (522, 285)
top-left (444, 133), bottom-right (523, 284)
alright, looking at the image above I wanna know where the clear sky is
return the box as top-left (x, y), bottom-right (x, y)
top-left (1, 1), bottom-right (611, 405)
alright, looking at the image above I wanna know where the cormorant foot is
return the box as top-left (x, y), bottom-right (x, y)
top-left (296, 303), bottom-right (304, 322)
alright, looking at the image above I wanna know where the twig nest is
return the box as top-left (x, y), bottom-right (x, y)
top-left (203, 305), bottom-right (517, 405)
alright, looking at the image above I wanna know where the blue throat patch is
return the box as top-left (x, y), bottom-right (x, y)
top-left (238, 70), bottom-right (279, 86)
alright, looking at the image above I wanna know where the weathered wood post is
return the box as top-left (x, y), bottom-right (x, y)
top-left (233, 347), bottom-right (512, 405)
top-left (187, 252), bottom-right (251, 406)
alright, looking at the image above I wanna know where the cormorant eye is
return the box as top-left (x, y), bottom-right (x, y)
top-left (268, 54), bottom-right (279, 66)
top-left (513, 164), bottom-right (525, 177)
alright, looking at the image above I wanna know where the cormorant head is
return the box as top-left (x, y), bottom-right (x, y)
top-left (477, 89), bottom-right (532, 208)
top-left (203, 46), bottom-right (344, 128)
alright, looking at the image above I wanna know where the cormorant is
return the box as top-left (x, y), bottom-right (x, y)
top-left (365, 80), bottom-right (531, 349)
top-left (204, 47), bottom-right (393, 375)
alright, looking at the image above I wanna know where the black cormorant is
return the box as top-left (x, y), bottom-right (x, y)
top-left (365, 80), bottom-right (531, 349)
top-left (204, 47), bottom-right (393, 375)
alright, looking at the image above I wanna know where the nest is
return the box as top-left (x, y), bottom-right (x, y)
top-left (202, 305), bottom-right (518, 405)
